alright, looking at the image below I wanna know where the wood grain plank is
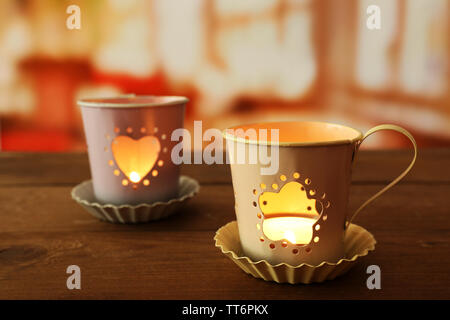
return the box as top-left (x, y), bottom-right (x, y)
top-left (0, 185), bottom-right (234, 233)
top-left (0, 149), bottom-right (449, 186)
top-left (0, 230), bottom-right (448, 299)
top-left (0, 184), bottom-right (448, 234)
top-left (0, 151), bottom-right (448, 299)
top-left (0, 183), bottom-right (448, 299)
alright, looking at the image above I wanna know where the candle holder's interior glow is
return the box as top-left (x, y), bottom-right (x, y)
top-left (228, 121), bottom-right (362, 144)
top-left (129, 171), bottom-right (141, 183)
top-left (263, 217), bottom-right (316, 244)
top-left (283, 230), bottom-right (297, 244)
top-left (259, 181), bottom-right (321, 245)
top-left (111, 135), bottom-right (161, 184)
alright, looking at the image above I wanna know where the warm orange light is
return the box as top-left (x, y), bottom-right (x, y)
top-left (259, 181), bottom-right (321, 245)
top-left (263, 217), bottom-right (316, 244)
top-left (228, 122), bottom-right (362, 144)
top-left (129, 171), bottom-right (141, 183)
top-left (111, 135), bottom-right (161, 183)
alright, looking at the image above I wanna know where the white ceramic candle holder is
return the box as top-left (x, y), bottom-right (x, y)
top-left (223, 121), bottom-right (417, 266)
top-left (78, 95), bottom-right (188, 205)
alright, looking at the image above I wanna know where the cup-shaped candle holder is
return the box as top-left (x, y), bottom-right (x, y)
top-left (224, 121), bottom-right (417, 266)
top-left (78, 95), bottom-right (188, 205)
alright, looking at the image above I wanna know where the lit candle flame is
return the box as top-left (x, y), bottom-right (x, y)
top-left (129, 171), bottom-right (141, 183)
top-left (284, 230), bottom-right (296, 244)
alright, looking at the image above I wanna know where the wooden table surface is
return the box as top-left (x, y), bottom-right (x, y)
top-left (0, 150), bottom-right (449, 299)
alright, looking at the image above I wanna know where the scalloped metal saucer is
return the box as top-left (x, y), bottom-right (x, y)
top-left (72, 175), bottom-right (199, 224)
top-left (214, 221), bottom-right (376, 284)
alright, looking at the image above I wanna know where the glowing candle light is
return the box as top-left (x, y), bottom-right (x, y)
top-left (129, 171), bottom-right (141, 183)
top-left (283, 230), bottom-right (296, 244)
top-left (111, 136), bottom-right (161, 186)
top-left (259, 181), bottom-right (320, 245)
top-left (263, 216), bottom-right (316, 245)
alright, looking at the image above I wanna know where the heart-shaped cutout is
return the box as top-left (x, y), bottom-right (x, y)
top-left (111, 135), bottom-right (161, 183)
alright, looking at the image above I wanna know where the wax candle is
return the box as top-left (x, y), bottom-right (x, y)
top-left (262, 216), bottom-right (316, 244)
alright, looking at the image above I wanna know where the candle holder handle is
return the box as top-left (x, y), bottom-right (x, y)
top-left (346, 124), bottom-right (417, 228)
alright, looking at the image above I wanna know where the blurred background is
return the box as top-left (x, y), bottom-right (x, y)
top-left (0, 0), bottom-right (448, 151)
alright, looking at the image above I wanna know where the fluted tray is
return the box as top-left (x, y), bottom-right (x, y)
top-left (72, 176), bottom-right (199, 223)
top-left (214, 221), bottom-right (376, 284)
